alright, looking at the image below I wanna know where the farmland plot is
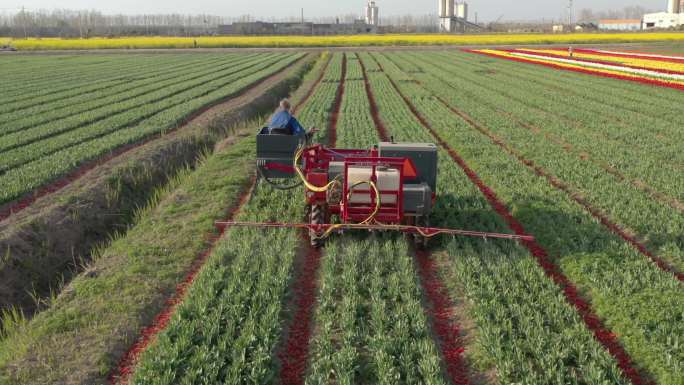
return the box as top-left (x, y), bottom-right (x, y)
top-left (373, 50), bottom-right (683, 384)
top-left (1, 48), bottom-right (683, 385)
top-left (0, 52), bottom-right (303, 206)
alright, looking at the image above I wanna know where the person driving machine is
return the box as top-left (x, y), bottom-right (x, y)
top-left (267, 99), bottom-right (316, 137)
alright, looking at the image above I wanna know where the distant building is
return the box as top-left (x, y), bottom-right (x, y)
top-left (218, 20), bottom-right (375, 35)
top-left (642, 0), bottom-right (684, 29)
top-left (598, 19), bottom-right (642, 31)
top-left (438, 0), bottom-right (478, 33)
top-left (365, 1), bottom-right (379, 26)
top-left (642, 12), bottom-right (684, 29)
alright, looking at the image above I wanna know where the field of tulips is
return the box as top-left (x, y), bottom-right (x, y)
top-left (471, 47), bottom-right (684, 91)
top-left (0, 52), bottom-right (303, 207)
top-left (1, 48), bottom-right (683, 385)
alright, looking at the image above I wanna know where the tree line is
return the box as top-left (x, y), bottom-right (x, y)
top-left (0, 9), bottom-right (224, 38)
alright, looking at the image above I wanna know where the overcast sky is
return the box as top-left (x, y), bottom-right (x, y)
top-left (6, 0), bottom-right (667, 22)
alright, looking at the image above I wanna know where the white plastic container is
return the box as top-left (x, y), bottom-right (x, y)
top-left (347, 166), bottom-right (399, 204)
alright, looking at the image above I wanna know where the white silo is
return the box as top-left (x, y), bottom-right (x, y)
top-left (456, 2), bottom-right (468, 20)
top-left (668, 0), bottom-right (679, 14)
top-left (439, 0), bottom-right (455, 32)
top-left (446, 0), bottom-right (454, 18)
top-left (439, 0), bottom-right (447, 17)
top-left (365, 1), bottom-right (379, 25)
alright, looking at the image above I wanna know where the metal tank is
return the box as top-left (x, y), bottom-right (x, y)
top-left (365, 1), bottom-right (379, 26)
top-left (669, 0), bottom-right (679, 14)
top-left (456, 2), bottom-right (468, 20)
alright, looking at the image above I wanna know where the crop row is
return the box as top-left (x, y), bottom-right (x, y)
top-left (0, 55), bottom-right (193, 111)
top-left (2, 56), bottom-right (132, 97)
top-left (0, 53), bottom-right (273, 148)
top-left (0, 53), bottom-right (303, 205)
top-left (357, 52), bottom-right (633, 384)
top-left (0, 53), bottom-right (287, 172)
top-left (0, 131), bottom-right (257, 384)
top-left (130, 187), bottom-right (304, 384)
top-left (0, 52), bottom-right (322, 385)
top-left (0, 54), bottom-right (237, 132)
top-left (396, 51), bottom-right (684, 273)
top-left (0, 54), bottom-right (201, 100)
top-left (304, 54), bottom-right (447, 385)
top-left (122, 53), bottom-right (342, 384)
top-left (427, 51), bottom-right (684, 152)
top-left (444, 52), bottom-right (684, 166)
top-left (376, 52), bottom-right (684, 384)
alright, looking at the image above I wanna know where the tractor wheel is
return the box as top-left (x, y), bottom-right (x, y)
top-left (310, 204), bottom-right (326, 248)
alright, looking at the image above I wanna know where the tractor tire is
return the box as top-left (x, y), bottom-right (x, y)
top-left (310, 204), bottom-right (326, 248)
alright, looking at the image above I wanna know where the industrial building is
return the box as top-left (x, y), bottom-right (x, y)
top-left (218, 20), bottom-right (374, 35)
top-left (438, 0), bottom-right (479, 33)
top-left (365, 1), bottom-right (379, 26)
top-left (598, 19), bottom-right (642, 31)
top-left (219, 1), bottom-right (379, 35)
top-left (642, 0), bottom-right (684, 29)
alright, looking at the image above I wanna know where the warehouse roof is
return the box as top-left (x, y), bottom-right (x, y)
top-left (598, 19), bottom-right (642, 24)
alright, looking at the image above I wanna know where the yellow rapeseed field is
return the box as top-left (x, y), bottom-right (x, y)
top-left (3, 32), bottom-right (684, 50)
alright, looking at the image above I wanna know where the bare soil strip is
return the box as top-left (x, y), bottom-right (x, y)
top-left (375, 58), bottom-right (654, 385)
top-left (277, 240), bottom-right (324, 385)
top-left (415, 249), bottom-right (474, 385)
top-left (359, 55), bottom-right (475, 385)
top-left (277, 52), bottom-right (345, 385)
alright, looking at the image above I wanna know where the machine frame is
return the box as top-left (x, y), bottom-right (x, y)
top-left (217, 129), bottom-right (534, 248)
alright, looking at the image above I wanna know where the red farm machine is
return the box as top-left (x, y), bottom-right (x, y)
top-left (217, 129), bottom-right (532, 247)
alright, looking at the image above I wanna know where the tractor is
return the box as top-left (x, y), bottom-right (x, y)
top-left (216, 128), bottom-right (532, 248)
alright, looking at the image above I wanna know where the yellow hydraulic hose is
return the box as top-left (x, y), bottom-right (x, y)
top-left (293, 147), bottom-right (339, 193)
top-left (346, 180), bottom-right (381, 225)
